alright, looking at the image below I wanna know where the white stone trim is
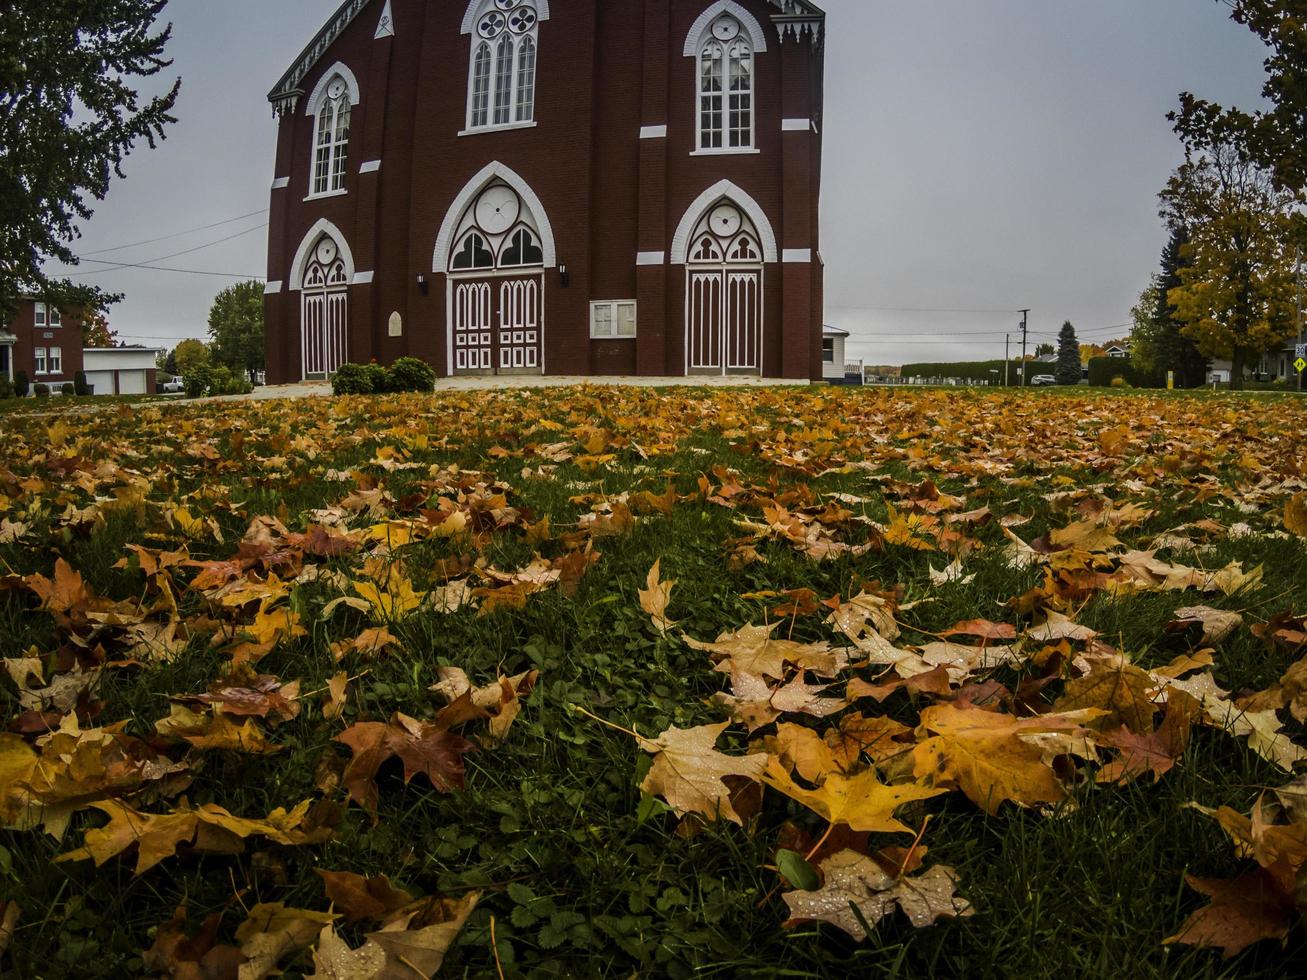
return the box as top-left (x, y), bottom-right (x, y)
top-left (781, 118), bottom-right (810, 132)
top-left (288, 218), bottom-right (356, 291)
top-left (303, 188), bottom-right (348, 203)
top-left (375, 0), bottom-right (394, 38)
top-left (432, 161), bottom-right (557, 271)
top-left (640, 125), bottom-right (668, 140)
top-left (670, 180), bottom-right (778, 264)
top-left (352, 271), bottom-right (375, 285)
top-left (264, 281), bottom-right (283, 295)
top-left (458, 120), bottom-right (538, 138)
top-left (359, 160), bottom-right (381, 174)
top-left (683, 1), bottom-right (769, 56)
top-left (461, 0), bottom-right (550, 34)
top-left (782, 249), bottom-right (813, 263)
top-left (271, 177), bottom-right (290, 190)
top-left (690, 147), bottom-right (761, 157)
top-left (303, 62), bottom-right (360, 116)
top-left (636, 251), bottom-right (665, 266)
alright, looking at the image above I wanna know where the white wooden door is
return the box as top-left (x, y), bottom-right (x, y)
top-left (302, 289), bottom-right (348, 378)
top-left (453, 281), bottom-right (492, 374)
top-left (497, 277), bottom-right (540, 373)
top-left (687, 269), bottom-right (760, 375)
top-left (688, 271), bottom-right (724, 374)
top-left (725, 271), bottom-right (760, 373)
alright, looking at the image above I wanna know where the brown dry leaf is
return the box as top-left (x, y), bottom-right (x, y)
top-left (762, 759), bottom-right (945, 833)
top-left (912, 703), bottom-right (1102, 814)
top-left (337, 712), bottom-right (479, 818)
top-left (0, 901), bottom-right (19, 960)
top-left (429, 668), bottom-right (539, 746)
top-left (638, 722), bottom-right (768, 825)
top-left (315, 870), bottom-right (414, 923)
top-left (155, 704), bottom-right (282, 754)
top-left (141, 903), bottom-right (248, 979)
top-left (1167, 606), bottom-right (1244, 646)
top-left (1163, 870), bottom-right (1296, 958)
top-left (1285, 492), bottom-right (1307, 537)
top-left (1053, 656), bottom-right (1157, 733)
top-left (235, 903), bottom-right (337, 980)
top-left (686, 623), bottom-right (844, 680)
top-left (331, 627), bottom-right (401, 662)
top-left (783, 850), bottom-right (973, 939)
top-left (1095, 689), bottom-right (1200, 783)
top-left (310, 892), bottom-right (479, 980)
top-left (324, 672), bottom-right (349, 722)
top-left (1026, 611), bottom-right (1099, 644)
top-left (637, 559), bottom-right (678, 633)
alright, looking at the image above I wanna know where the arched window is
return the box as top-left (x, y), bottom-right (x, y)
top-left (300, 233), bottom-right (350, 378)
top-left (500, 226), bottom-right (543, 267)
top-left (310, 75), bottom-right (352, 196)
top-left (697, 14), bottom-right (753, 151)
top-left (451, 231), bottom-right (495, 271)
top-left (687, 199), bottom-right (763, 266)
top-left (446, 182), bottom-right (546, 273)
top-left (465, 1), bottom-right (540, 131)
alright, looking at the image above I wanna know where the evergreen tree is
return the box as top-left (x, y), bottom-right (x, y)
top-left (1152, 228), bottom-right (1209, 387)
top-left (0, 1), bottom-right (179, 323)
top-left (1055, 322), bottom-right (1081, 385)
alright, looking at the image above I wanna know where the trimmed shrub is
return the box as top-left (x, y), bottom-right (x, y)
top-left (1110, 376), bottom-right (1130, 389)
top-left (387, 357), bottom-right (436, 393)
top-left (14, 371), bottom-right (28, 397)
top-left (0, 377), bottom-right (13, 399)
top-left (33, 383), bottom-right (50, 398)
top-left (899, 360), bottom-right (1023, 385)
top-left (60, 382), bottom-right (75, 396)
top-left (331, 362), bottom-right (387, 395)
top-left (184, 367), bottom-right (212, 398)
top-left (74, 371), bottom-right (90, 396)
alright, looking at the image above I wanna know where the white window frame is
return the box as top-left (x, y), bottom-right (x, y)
top-left (590, 300), bottom-right (637, 340)
top-left (34, 303), bottom-right (46, 328)
top-left (48, 347), bottom-right (62, 374)
top-left (308, 77), bottom-right (352, 200)
top-left (822, 338), bottom-right (835, 364)
top-left (463, 1), bottom-right (540, 135)
top-left (697, 25), bottom-right (754, 153)
top-left (49, 306), bottom-right (61, 328)
top-left (34, 347), bottom-right (47, 374)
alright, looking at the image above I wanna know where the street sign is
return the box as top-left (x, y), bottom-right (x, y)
top-left (1296, 357), bottom-right (1307, 374)
top-left (1167, 371), bottom-right (1175, 390)
top-left (1297, 343), bottom-right (1307, 358)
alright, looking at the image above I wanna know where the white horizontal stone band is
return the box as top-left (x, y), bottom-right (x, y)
top-left (636, 251), bottom-right (665, 266)
top-left (359, 160), bottom-right (381, 173)
top-left (271, 177), bottom-right (290, 189)
top-left (264, 280), bottom-right (283, 294)
top-left (781, 118), bottom-right (810, 132)
top-left (352, 271), bottom-right (375, 285)
top-left (782, 249), bottom-right (813, 263)
top-left (640, 125), bottom-right (668, 139)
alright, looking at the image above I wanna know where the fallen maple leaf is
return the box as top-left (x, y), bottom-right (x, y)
top-left (638, 559), bottom-right (678, 633)
top-left (638, 722), bottom-right (768, 825)
top-left (1164, 870), bottom-right (1296, 958)
top-left (1054, 655), bottom-right (1156, 733)
top-left (309, 892), bottom-right (479, 980)
top-left (762, 760), bottom-right (945, 834)
top-left (155, 704), bottom-right (282, 754)
top-left (1285, 492), bottom-right (1307, 537)
top-left (429, 668), bottom-right (539, 746)
top-left (783, 850), bottom-right (973, 939)
top-left (336, 711), bottom-right (479, 818)
top-left (1166, 606), bottom-right (1244, 646)
top-left (315, 870), bottom-right (414, 923)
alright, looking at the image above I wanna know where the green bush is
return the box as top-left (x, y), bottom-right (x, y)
top-left (899, 360), bottom-right (1023, 385)
top-left (60, 382), bottom-right (75, 396)
top-left (184, 367), bottom-right (212, 398)
top-left (14, 371), bottom-right (28, 397)
top-left (73, 370), bottom-right (90, 396)
top-left (332, 362), bottom-right (386, 395)
top-left (0, 377), bottom-right (13, 399)
top-left (1087, 357), bottom-right (1164, 388)
top-left (33, 383), bottom-right (50, 398)
top-left (387, 356), bottom-right (436, 393)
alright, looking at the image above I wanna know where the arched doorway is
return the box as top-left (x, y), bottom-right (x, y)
top-left (300, 233), bottom-right (350, 378)
top-left (684, 200), bottom-right (763, 375)
top-left (440, 179), bottom-right (548, 376)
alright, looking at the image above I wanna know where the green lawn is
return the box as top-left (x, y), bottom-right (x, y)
top-left (1, 385), bottom-right (1305, 978)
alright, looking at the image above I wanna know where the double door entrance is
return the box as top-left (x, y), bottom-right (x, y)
top-left (451, 275), bottom-right (542, 375)
top-left (686, 268), bottom-right (762, 375)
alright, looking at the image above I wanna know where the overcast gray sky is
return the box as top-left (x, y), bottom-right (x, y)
top-left (51, 0), bottom-right (1270, 363)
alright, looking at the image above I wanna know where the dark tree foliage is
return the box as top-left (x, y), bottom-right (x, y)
top-left (1034, 343), bottom-right (1055, 357)
top-left (207, 281), bottom-right (266, 382)
top-left (1152, 228), bottom-right (1211, 387)
top-left (0, 1), bottom-right (180, 323)
top-left (1172, 1), bottom-right (1307, 193)
top-left (1056, 322), bottom-right (1082, 385)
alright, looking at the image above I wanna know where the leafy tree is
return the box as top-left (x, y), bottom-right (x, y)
top-left (1130, 229), bottom-right (1210, 387)
top-left (1055, 322), bottom-right (1081, 385)
top-left (207, 281), bottom-right (265, 382)
top-left (1172, 1), bottom-right (1307, 193)
top-left (82, 311), bottom-right (119, 348)
top-left (1034, 343), bottom-right (1055, 358)
top-left (173, 338), bottom-right (210, 376)
top-left (0, 1), bottom-right (179, 325)
top-left (1159, 140), bottom-right (1300, 390)
top-left (1079, 343), bottom-right (1106, 362)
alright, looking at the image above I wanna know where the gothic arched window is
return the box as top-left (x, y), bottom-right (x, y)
top-left (465, 1), bottom-right (540, 131)
top-left (446, 183), bottom-right (546, 272)
top-left (310, 75), bottom-right (351, 196)
top-left (687, 200), bottom-right (762, 266)
top-left (699, 15), bottom-right (752, 151)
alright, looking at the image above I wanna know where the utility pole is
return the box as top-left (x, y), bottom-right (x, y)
top-left (1019, 310), bottom-right (1031, 386)
top-left (1297, 251), bottom-right (1304, 393)
top-left (1004, 334), bottom-right (1010, 387)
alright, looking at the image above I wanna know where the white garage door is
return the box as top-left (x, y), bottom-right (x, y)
top-left (116, 370), bottom-right (147, 395)
top-left (84, 371), bottom-right (114, 396)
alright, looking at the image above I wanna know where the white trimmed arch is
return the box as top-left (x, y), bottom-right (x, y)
top-left (433, 162), bottom-right (557, 270)
top-left (288, 219), bottom-right (357, 290)
top-left (461, 0), bottom-right (551, 34)
top-left (670, 180), bottom-right (778, 265)
top-left (303, 61), bottom-right (360, 115)
top-left (683, 1), bottom-right (768, 56)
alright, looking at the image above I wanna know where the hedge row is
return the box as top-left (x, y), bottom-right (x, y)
top-left (899, 360), bottom-right (1026, 385)
top-left (1086, 357), bottom-right (1165, 389)
top-left (331, 357), bottom-right (436, 395)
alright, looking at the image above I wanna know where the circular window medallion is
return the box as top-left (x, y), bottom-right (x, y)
top-left (315, 239), bottom-right (339, 265)
top-left (327, 78), bottom-right (346, 100)
top-left (474, 185), bottom-right (521, 235)
top-left (508, 5), bottom-right (537, 33)
top-left (711, 16), bottom-right (741, 42)
top-left (709, 204), bottom-right (743, 238)
top-left (477, 11), bottom-right (507, 38)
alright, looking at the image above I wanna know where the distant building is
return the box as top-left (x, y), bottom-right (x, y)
top-left (2, 298), bottom-right (84, 390)
top-left (821, 324), bottom-right (847, 381)
top-left (1104, 343), bottom-right (1130, 359)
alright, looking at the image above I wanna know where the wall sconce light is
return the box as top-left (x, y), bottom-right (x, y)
top-left (417, 274), bottom-right (429, 296)
top-left (559, 265), bottom-right (570, 288)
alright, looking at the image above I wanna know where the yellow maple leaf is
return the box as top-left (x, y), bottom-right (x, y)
top-left (762, 759), bottom-right (944, 833)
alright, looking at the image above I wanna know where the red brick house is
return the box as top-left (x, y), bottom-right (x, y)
top-left (2, 299), bottom-right (84, 391)
top-left (262, 0), bottom-right (825, 383)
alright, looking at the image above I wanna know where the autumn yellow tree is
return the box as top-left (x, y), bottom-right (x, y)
top-left (1159, 140), bottom-right (1300, 390)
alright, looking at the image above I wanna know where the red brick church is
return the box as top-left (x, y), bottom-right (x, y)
top-left (263, 0), bottom-right (825, 382)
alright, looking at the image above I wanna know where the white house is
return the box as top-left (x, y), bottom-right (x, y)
top-left (822, 325), bottom-right (848, 382)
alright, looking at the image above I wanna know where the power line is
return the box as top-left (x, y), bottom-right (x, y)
top-left (828, 304), bottom-right (1024, 315)
top-left (68, 222), bottom-right (269, 279)
top-left (81, 209), bottom-right (269, 256)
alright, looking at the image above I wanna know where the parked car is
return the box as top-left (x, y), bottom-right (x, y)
top-left (160, 377), bottom-right (185, 394)
top-left (1030, 375), bottom-right (1058, 387)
